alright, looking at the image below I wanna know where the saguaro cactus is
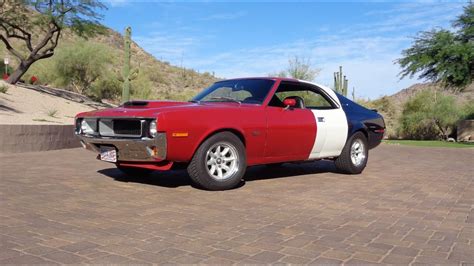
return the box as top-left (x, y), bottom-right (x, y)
top-left (121, 27), bottom-right (139, 103)
top-left (333, 66), bottom-right (349, 97)
top-left (122, 27), bottom-right (131, 103)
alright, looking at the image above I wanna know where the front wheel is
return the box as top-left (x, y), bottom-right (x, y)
top-left (187, 132), bottom-right (246, 190)
top-left (335, 132), bottom-right (368, 174)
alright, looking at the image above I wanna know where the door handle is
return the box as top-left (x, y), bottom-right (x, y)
top-left (317, 117), bottom-right (325, 122)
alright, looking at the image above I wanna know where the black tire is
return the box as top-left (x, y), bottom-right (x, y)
top-left (335, 132), bottom-right (369, 174)
top-left (187, 132), bottom-right (246, 190)
top-left (117, 166), bottom-right (154, 176)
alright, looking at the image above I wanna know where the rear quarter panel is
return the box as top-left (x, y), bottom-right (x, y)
top-left (337, 94), bottom-right (385, 149)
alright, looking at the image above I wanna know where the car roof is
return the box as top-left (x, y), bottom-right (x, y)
top-left (219, 76), bottom-right (298, 82)
top-left (218, 77), bottom-right (331, 92)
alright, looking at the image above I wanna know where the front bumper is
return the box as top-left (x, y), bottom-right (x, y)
top-left (76, 133), bottom-right (167, 162)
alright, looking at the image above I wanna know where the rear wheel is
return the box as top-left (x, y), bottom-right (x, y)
top-left (117, 166), bottom-right (154, 176)
top-left (335, 132), bottom-right (368, 174)
top-left (187, 132), bottom-right (246, 190)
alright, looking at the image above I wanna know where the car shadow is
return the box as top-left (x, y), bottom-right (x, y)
top-left (97, 160), bottom-right (341, 190)
top-left (98, 168), bottom-right (195, 188)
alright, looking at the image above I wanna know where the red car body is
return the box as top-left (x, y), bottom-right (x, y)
top-left (76, 77), bottom-right (384, 190)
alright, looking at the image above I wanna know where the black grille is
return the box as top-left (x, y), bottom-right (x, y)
top-left (98, 119), bottom-right (143, 137)
top-left (113, 120), bottom-right (142, 136)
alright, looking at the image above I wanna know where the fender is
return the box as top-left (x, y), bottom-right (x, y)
top-left (190, 127), bottom-right (247, 160)
top-left (159, 106), bottom-right (266, 165)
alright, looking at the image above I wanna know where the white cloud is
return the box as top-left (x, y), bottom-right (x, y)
top-left (134, 32), bottom-right (201, 62)
top-left (131, 1), bottom-right (462, 98)
top-left (179, 35), bottom-right (416, 98)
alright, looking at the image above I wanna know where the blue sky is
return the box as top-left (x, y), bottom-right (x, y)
top-left (103, 1), bottom-right (465, 99)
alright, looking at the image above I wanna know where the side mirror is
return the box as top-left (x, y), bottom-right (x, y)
top-left (283, 98), bottom-right (296, 108)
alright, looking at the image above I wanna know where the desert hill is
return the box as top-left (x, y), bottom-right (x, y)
top-left (1, 27), bottom-right (218, 102)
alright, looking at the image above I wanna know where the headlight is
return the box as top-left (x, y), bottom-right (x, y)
top-left (81, 119), bottom-right (96, 134)
top-left (149, 120), bottom-right (157, 138)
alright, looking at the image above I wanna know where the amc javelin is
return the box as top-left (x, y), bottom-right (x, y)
top-left (75, 78), bottom-right (385, 190)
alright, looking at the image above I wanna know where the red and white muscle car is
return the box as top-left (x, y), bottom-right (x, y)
top-left (76, 77), bottom-right (385, 190)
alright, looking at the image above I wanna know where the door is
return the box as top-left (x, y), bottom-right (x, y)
top-left (265, 81), bottom-right (348, 161)
top-left (265, 106), bottom-right (316, 162)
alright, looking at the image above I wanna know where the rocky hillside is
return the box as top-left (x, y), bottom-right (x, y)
top-left (387, 83), bottom-right (474, 109)
top-left (1, 27), bottom-right (218, 102)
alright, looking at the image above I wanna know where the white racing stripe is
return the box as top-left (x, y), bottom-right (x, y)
top-left (309, 108), bottom-right (348, 159)
top-left (298, 80), bottom-right (349, 159)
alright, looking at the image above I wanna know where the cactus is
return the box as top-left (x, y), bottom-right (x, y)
top-left (333, 66), bottom-right (349, 97)
top-left (121, 26), bottom-right (139, 103)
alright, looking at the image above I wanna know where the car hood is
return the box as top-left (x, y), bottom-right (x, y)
top-left (77, 100), bottom-right (256, 118)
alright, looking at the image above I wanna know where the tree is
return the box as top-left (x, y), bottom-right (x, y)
top-left (397, 3), bottom-right (474, 90)
top-left (271, 56), bottom-right (321, 81)
top-left (398, 90), bottom-right (462, 140)
top-left (0, 0), bottom-right (106, 84)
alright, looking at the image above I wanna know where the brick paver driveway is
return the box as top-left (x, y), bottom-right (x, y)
top-left (0, 144), bottom-right (473, 264)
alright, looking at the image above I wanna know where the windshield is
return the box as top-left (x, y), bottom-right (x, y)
top-left (192, 79), bottom-right (275, 104)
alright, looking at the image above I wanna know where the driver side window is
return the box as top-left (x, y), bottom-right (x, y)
top-left (269, 82), bottom-right (335, 109)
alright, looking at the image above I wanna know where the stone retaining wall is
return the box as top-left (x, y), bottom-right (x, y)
top-left (0, 124), bottom-right (80, 153)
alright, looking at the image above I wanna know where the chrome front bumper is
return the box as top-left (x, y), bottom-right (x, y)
top-left (76, 133), bottom-right (167, 162)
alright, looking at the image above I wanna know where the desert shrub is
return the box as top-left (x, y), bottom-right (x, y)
top-left (398, 90), bottom-right (462, 140)
top-left (24, 56), bottom-right (58, 86)
top-left (146, 69), bottom-right (168, 85)
top-left (46, 109), bottom-right (59, 118)
top-left (54, 41), bottom-right (111, 94)
top-left (130, 73), bottom-right (154, 100)
top-left (0, 83), bottom-right (8, 93)
top-left (90, 75), bottom-right (122, 101)
top-left (461, 101), bottom-right (474, 120)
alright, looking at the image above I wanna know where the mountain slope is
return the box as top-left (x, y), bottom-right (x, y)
top-left (1, 27), bottom-right (218, 102)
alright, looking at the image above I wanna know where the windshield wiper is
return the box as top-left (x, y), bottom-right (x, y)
top-left (189, 100), bottom-right (201, 104)
top-left (209, 96), bottom-right (241, 104)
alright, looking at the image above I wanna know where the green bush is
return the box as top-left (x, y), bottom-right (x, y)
top-left (24, 57), bottom-right (58, 86)
top-left (398, 90), bottom-right (463, 140)
top-left (54, 41), bottom-right (111, 95)
top-left (0, 84), bottom-right (8, 93)
top-left (461, 101), bottom-right (474, 120)
top-left (90, 75), bottom-right (122, 101)
top-left (130, 73), bottom-right (154, 100)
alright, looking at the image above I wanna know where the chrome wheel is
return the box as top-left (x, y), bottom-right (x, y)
top-left (350, 139), bottom-right (366, 167)
top-left (205, 142), bottom-right (239, 180)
